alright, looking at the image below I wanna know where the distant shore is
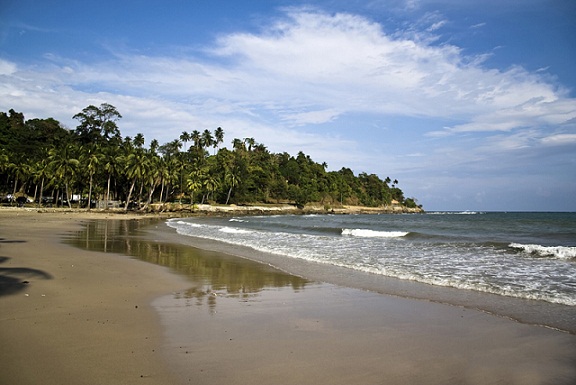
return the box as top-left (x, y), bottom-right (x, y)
top-left (0, 201), bottom-right (423, 218)
top-left (2, 209), bottom-right (575, 385)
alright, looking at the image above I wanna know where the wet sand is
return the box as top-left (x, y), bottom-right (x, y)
top-left (1, 208), bottom-right (575, 384)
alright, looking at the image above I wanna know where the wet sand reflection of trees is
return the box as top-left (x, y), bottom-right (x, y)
top-left (65, 219), bottom-right (309, 310)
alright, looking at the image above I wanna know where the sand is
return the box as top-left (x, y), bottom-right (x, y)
top-left (0, 209), bottom-right (188, 384)
top-left (1, 208), bottom-right (575, 385)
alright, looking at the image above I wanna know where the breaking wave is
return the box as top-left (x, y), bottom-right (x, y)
top-left (509, 243), bottom-right (576, 260)
top-left (341, 229), bottom-right (409, 238)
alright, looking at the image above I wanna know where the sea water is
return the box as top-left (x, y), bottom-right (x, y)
top-left (167, 212), bottom-right (576, 307)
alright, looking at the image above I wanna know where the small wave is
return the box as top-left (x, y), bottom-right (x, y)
top-left (509, 243), bottom-right (576, 260)
top-left (342, 229), bottom-right (409, 238)
top-left (427, 211), bottom-right (485, 215)
top-left (169, 220), bottom-right (202, 228)
top-left (229, 218), bottom-right (245, 222)
top-left (219, 227), bottom-right (252, 234)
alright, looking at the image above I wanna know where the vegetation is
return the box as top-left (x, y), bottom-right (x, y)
top-left (0, 105), bottom-right (421, 211)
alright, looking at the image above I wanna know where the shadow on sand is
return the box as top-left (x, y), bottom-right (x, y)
top-left (0, 255), bottom-right (53, 296)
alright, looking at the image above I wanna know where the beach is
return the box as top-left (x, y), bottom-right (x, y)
top-left (1, 208), bottom-right (575, 385)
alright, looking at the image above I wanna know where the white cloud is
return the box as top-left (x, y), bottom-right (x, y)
top-left (0, 59), bottom-right (17, 75)
top-left (470, 22), bottom-right (486, 29)
top-left (5, 9), bottom-right (572, 136)
top-left (541, 133), bottom-right (576, 146)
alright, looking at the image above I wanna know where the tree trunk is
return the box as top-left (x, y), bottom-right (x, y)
top-left (141, 183), bottom-right (155, 211)
top-left (159, 180), bottom-right (165, 204)
top-left (226, 186), bottom-right (233, 205)
top-left (65, 183), bottom-right (72, 209)
top-left (37, 177), bottom-right (44, 208)
top-left (106, 174), bottom-right (111, 209)
top-left (87, 173), bottom-right (93, 211)
top-left (11, 176), bottom-right (18, 206)
top-left (124, 178), bottom-right (136, 211)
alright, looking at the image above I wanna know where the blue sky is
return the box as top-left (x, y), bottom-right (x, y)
top-left (1, 0), bottom-right (575, 211)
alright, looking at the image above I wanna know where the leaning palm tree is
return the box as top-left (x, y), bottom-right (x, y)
top-left (141, 152), bottom-right (162, 211)
top-left (224, 168), bottom-right (241, 205)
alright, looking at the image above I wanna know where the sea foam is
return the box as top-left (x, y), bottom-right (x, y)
top-left (509, 243), bottom-right (576, 260)
top-left (342, 229), bottom-right (409, 238)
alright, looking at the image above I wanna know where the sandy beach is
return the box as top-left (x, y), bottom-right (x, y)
top-left (1, 208), bottom-right (575, 385)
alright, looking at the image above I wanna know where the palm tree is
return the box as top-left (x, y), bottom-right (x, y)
top-left (133, 133), bottom-right (145, 149)
top-left (214, 127), bottom-right (224, 152)
top-left (32, 158), bottom-right (49, 207)
top-left (102, 146), bottom-right (123, 208)
top-left (155, 156), bottom-right (170, 204)
top-left (224, 168), bottom-right (240, 205)
top-left (202, 129), bottom-right (214, 153)
top-left (80, 144), bottom-right (102, 210)
top-left (244, 137), bottom-right (256, 152)
top-left (141, 152), bottom-right (161, 210)
top-left (186, 168), bottom-right (203, 204)
top-left (191, 130), bottom-right (201, 150)
top-left (48, 145), bottom-right (79, 208)
top-left (8, 161), bottom-right (32, 201)
top-left (203, 173), bottom-right (220, 202)
top-left (180, 131), bottom-right (190, 153)
top-left (124, 149), bottom-right (148, 211)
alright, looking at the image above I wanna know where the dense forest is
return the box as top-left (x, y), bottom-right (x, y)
top-left (0, 104), bottom-right (420, 211)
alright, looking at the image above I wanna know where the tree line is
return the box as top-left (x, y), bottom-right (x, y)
top-left (0, 104), bottom-right (420, 210)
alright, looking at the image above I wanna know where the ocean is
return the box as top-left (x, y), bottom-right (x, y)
top-left (66, 211), bottom-right (576, 334)
top-left (167, 212), bottom-right (576, 307)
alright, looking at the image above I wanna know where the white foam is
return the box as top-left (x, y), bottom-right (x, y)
top-left (427, 211), bottom-right (485, 215)
top-left (219, 227), bottom-right (252, 234)
top-left (509, 243), bottom-right (576, 260)
top-left (342, 229), bottom-right (409, 238)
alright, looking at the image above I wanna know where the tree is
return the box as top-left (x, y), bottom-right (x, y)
top-left (73, 104), bottom-right (122, 145)
top-left (224, 168), bottom-right (240, 205)
top-left (123, 148), bottom-right (149, 211)
top-left (80, 144), bottom-right (102, 210)
top-left (48, 144), bottom-right (79, 208)
top-left (179, 131), bottom-right (190, 153)
top-left (186, 168), bottom-right (203, 204)
top-left (214, 127), bottom-right (224, 152)
top-left (102, 145), bottom-right (123, 207)
top-left (191, 130), bottom-right (201, 150)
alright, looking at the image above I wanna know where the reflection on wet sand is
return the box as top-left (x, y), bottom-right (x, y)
top-left (64, 219), bottom-right (309, 311)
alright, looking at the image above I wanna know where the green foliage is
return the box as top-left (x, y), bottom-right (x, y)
top-left (0, 106), bottom-right (417, 210)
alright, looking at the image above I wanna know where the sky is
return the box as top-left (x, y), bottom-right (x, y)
top-left (1, 0), bottom-right (575, 211)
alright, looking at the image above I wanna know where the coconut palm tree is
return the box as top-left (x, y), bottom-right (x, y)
top-left (214, 127), bottom-right (224, 152)
top-left (224, 168), bottom-right (240, 205)
top-left (179, 131), bottom-right (190, 153)
top-left (48, 144), bottom-right (79, 209)
top-left (80, 144), bottom-right (102, 210)
top-left (123, 149), bottom-right (149, 211)
top-left (186, 168), bottom-right (203, 205)
top-left (203, 172), bottom-right (219, 202)
top-left (102, 145), bottom-right (123, 208)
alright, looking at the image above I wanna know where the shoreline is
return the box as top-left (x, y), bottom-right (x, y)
top-left (156, 217), bottom-right (576, 335)
top-left (2, 209), bottom-right (576, 384)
